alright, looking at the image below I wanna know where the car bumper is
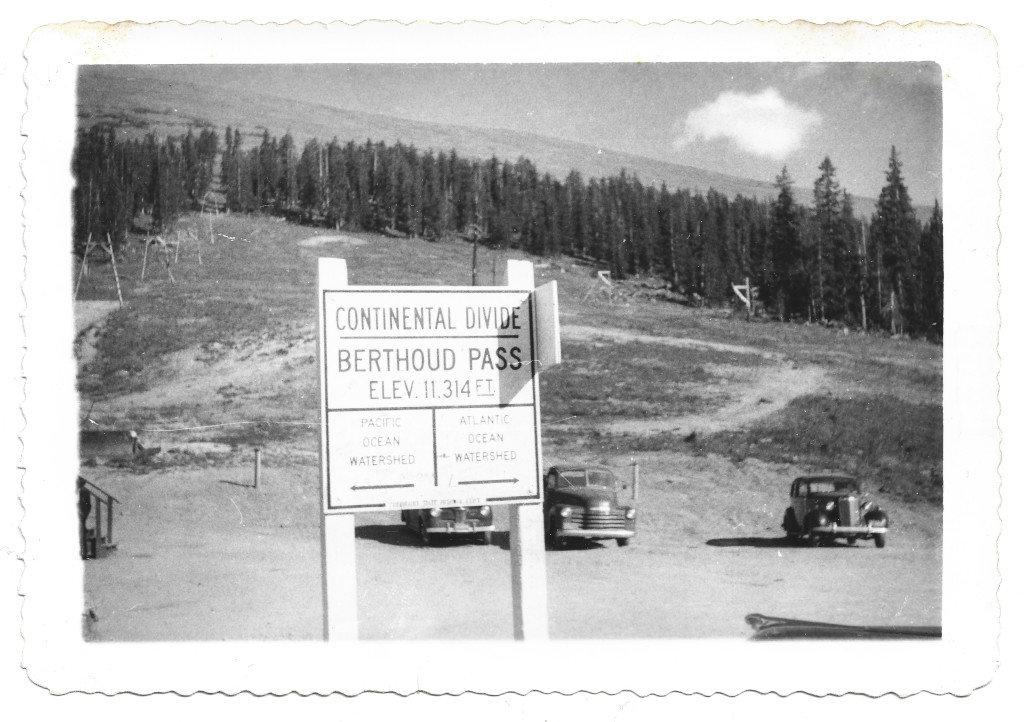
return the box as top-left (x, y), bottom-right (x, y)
top-left (556, 528), bottom-right (636, 540)
top-left (810, 525), bottom-right (887, 535)
top-left (424, 523), bottom-right (495, 535)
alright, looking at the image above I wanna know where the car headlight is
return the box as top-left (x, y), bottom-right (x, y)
top-left (624, 508), bottom-right (636, 520)
top-left (479, 506), bottom-right (491, 516)
top-left (429, 508), bottom-right (442, 518)
top-left (558, 506), bottom-right (573, 518)
top-left (825, 501), bottom-right (835, 511)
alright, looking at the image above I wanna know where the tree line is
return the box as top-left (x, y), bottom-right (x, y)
top-left (72, 124), bottom-right (942, 336)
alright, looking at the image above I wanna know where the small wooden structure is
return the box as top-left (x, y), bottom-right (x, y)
top-left (732, 277), bottom-right (759, 320)
top-left (78, 476), bottom-right (120, 560)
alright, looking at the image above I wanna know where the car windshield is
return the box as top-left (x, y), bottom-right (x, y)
top-left (555, 469), bottom-right (618, 490)
top-left (803, 478), bottom-right (862, 495)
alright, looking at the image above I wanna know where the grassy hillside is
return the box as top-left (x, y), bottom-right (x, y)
top-left (75, 211), bottom-right (942, 504)
top-left (77, 66), bottom-right (881, 218)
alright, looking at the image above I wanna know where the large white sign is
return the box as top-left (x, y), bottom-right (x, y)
top-left (319, 287), bottom-right (543, 512)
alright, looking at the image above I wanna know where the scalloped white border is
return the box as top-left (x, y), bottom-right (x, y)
top-left (15, 19), bottom-right (1000, 697)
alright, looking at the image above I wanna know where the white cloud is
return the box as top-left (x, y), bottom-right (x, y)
top-left (674, 88), bottom-right (821, 159)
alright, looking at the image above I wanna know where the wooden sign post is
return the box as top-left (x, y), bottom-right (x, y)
top-left (317, 258), bottom-right (559, 641)
top-left (317, 258), bottom-right (358, 641)
top-left (506, 260), bottom-right (549, 640)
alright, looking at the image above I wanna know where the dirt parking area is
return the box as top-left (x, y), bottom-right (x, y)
top-left (83, 451), bottom-right (940, 641)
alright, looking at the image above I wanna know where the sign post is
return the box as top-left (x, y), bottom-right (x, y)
top-left (506, 260), bottom-right (549, 640)
top-left (317, 257), bottom-right (557, 641)
top-left (317, 258), bottom-right (358, 641)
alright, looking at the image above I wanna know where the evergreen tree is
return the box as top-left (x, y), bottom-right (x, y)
top-left (277, 132), bottom-right (298, 210)
top-left (325, 138), bottom-right (349, 229)
top-left (871, 146), bottom-right (921, 334)
top-left (420, 150), bottom-right (442, 238)
top-left (768, 167), bottom-right (803, 320)
top-left (221, 126), bottom-right (235, 194)
top-left (811, 156), bottom-right (842, 322)
top-left (565, 170), bottom-right (587, 258)
top-left (297, 138), bottom-right (324, 218)
top-left (835, 191), bottom-right (861, 326)
top-left (919, 200), bottom-right (944, 336)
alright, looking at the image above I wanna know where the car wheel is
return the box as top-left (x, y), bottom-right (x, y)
top-left (847, 537), bottom-right (857, 546)
top-left (549, 531), bottom-right (567, 551)
top-left (616, 537), bottom-right (631, 547)
top-left (545, 518), bottom-right (564, 550)
top-left (874, 533), bottom-right (886, 548)
top-left (808, 533), bottom-right (822, 547)
top-left (783, 508), bottom-right (800, 541)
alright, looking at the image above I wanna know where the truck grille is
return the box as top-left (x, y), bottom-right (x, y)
top-left (839, 497), bottom-right (857, 527)
top-left (569, 509), bottom-right (627, 530)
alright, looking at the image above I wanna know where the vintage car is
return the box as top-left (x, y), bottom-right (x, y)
top-left (782, 475), bottom-right (889, 547)
top-left (543, 465), bottom-right (637, 549)
top-left (401, 506), bottom-right (494, 546)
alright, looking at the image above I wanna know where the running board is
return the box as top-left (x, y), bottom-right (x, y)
top-left (745, 613), bottom-right (941, 640)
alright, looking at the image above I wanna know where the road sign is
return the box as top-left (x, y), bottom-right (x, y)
top-left (319, 286), bottom-right (543, 512)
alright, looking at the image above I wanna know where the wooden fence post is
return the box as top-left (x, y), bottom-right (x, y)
top-left (106, 234), bottom-right (124, 307)
top-left (254, 447), bottom-right (261, 489)
top-left (163, 239), bottom-right (176, 284)
top-left (74, 233), bottom-right (92, 300)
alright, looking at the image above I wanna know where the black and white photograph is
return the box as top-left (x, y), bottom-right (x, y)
top-left (12, 19), bottom-right (1002, 699)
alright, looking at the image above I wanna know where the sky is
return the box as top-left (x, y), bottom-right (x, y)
top-left (173, 63), bottom-right (943, 204)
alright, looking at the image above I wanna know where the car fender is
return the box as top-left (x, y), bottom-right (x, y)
top-left (864, 509), bottom-right (889, 527)
top-left (803, 510), bottom-right (830, 534)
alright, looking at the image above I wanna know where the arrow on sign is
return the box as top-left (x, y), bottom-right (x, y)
top-left (458, 478), bottom-right (518, 486)
top-left (350, 483), bottom-right (416, 491)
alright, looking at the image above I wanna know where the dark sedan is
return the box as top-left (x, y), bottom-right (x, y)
top-left (543, 465), bottom-right (637, 549)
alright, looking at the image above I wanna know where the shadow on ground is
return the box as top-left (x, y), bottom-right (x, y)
top-left (355, 524), bottom-right (422, 547)
top-left (356, 524), bottom-right (496, 548)
top-left (706, 536), bottom-right (796, 548)
top-left (218, 479), bottom-right (256, 489)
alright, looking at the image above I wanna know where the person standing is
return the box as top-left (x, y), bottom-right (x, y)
top-left (77, 476), bottom-right (92, 559)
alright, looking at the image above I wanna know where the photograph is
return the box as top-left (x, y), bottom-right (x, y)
top-left (72, 61), bottom-right (944, 642)
top-left (14, 20), bottom-right (1001, 697)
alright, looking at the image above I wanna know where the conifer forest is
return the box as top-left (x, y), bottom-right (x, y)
top-left (72, 125), bottom-right (943, 337)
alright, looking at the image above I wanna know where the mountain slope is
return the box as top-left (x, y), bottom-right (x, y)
top-left (77, 66), bottom-right (878, 218)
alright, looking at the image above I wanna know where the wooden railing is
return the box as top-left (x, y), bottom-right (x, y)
top-left (78, 476), bottom-right (120, 560)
